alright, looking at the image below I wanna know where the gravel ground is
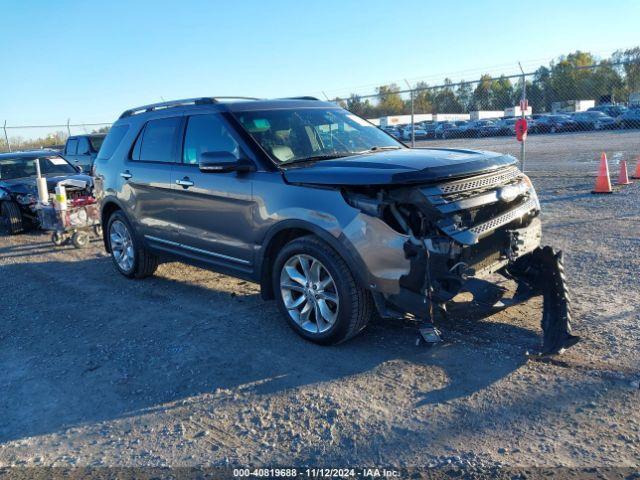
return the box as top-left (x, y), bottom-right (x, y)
top-left (0, 130), bottom-right (639, 473)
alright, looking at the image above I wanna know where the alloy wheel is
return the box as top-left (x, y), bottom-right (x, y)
top-left (280, 254), bottom-right (339, 334)
top-left (109, 219), bottom-right (135, 272)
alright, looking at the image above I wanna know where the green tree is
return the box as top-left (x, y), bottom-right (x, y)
top-left (490, 75), bottom-right (514, 110)
top-left (413, 81), bottom-right (434, 113)
top-left (470, 74), bottom-right (493, 110)
top-left (432, 79), bottom-right (463, 113)
top-left (613, 47), bottom-right (640, 94)
top-left (376, 84), bottom-right (404, 116)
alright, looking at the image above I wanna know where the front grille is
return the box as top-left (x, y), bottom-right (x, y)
top-left (424, 166), bottom-right (538, 245)
top-left (436, 166), bottom-right (522, 195)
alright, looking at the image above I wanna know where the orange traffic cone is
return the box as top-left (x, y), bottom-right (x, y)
top-left (617, 159), bottom-right (632, 185)
top-left (631, 157), bottom-right (640, 180)
top-left (592, 152), bottom-right (613, 194)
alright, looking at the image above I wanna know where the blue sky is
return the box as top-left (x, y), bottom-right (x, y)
top-left (1, 0), bottom-right (639, 126)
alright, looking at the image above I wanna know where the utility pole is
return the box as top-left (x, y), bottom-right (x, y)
top-left (66, 118), bottom-right (71, 138)
top-left (518, 62), bottom-right (527, 171)
top-left (405, 79), bottom-right (415, 147)
top-left (3, 121), bottom-right (10, 152)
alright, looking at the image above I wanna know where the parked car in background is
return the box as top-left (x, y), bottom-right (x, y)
top-left (617, 107), bottom-right (640, 129)
top-left (495, 117), bottom-right (517, 136)
top-left (588, 104), bottom-right (627, 118)
top-left (571, 111), bottom-right (617, 130)
top-left (381, 126), bottom-right (402, 139)
top-left (460, 119), bottom-right (500, 138)
top-left (533, 115), bottom-right (578, 133)
top-left (435, 122), bottom-right (460, 139)
top-left (0, 150), bottom-right (90, 234)
top-left (420, 122), bottom-right (438, 139)
top-left (63, 133), bottom-right (107, 172)
top-left (401, 125), bottom-right (428, 140)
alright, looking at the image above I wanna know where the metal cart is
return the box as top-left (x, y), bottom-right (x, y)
top-left (38, 200), bottom-right (102, 249)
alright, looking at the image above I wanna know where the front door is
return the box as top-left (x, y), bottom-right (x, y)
top-left (170, 113), bottom-right (255, 271)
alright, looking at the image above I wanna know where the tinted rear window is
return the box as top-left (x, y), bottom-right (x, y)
top-left (133, 117), bottom-right (181, 163)
top-left (97, 125), bottom-right (129, 160)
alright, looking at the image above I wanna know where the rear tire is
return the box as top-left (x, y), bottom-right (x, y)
top-left (106, 210), bottom-right (159, 279)
top-left (0, 200), bottom-right (24, 235)
top-left (272, 236), bottom-right (373, 345)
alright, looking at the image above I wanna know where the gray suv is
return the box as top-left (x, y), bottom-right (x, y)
top-left (94, 97), bottom-right (577, 353)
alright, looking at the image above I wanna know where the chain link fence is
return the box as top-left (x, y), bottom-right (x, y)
top-left (2, 50), bottom-right (639, 153)
top-left (328, 51), bottom-right (640, 145)
top-left (1, 121), bottom-right (112, 153)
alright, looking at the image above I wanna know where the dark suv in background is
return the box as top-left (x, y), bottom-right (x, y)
top-left (94, 97), bottom-right (576, 353)
top-left (63, 133), bottom-right (106, 171)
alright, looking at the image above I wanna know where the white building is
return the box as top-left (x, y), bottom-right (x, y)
top-left (378, 114), bottom-right (433, 127)
top-left (504, 106), bottom-right (533, 117)
top-left (431, 113), bottom-right (470, 122)
top-left (470, 110), bottom-right (503, 121)
top-left (551, 100), bottom-right (595, 113)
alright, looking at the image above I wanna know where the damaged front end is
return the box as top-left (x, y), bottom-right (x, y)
top-left (342, 165), bottom-right (578, 355)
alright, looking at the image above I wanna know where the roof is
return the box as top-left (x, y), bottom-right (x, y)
top-left (67, 133), bottom-right (107, 139)
top-left (117, 96), bottom-right (337, 119)
top-left (0, 149), bottom-right (61, 160)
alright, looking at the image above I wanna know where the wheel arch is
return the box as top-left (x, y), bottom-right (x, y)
top-left (257, 219), bottom-right (368, 300)
top-left (100, 198), bottom-right (128, 252)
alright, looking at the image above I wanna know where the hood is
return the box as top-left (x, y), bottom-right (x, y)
top-left (0, 174), bottom-right (93, 196)
top-left (282, 148), bottom-right (518, 186)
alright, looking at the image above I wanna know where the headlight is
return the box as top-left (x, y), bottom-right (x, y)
top-left (522, 174), bottom-right (540, 209)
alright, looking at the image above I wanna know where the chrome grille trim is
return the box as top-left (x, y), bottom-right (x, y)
top-left (442, 198), bottom-right (539, 245)
top-left (423, 166), bottom-right (522, 197)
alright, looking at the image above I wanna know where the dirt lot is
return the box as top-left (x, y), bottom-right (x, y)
top-left (0, 130), bottom-right (639, 472)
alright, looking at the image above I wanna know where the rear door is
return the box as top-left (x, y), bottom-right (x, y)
top-left (122, 116), bottom-right (183, 247)
top-left (170, 113), bottom-right (255, 270)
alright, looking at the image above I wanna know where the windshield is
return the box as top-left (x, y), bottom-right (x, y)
top-left (232, 108), bottom-right (403, 164)
top-left (0, 155), bottom-right (76, 180)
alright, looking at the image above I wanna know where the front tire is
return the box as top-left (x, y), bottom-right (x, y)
top-left (0, 201), bottom-right (24, 235)
top-left (106, 211), bottom-right (158, 279)
top-left (272, 236), bottom-right (373, 345)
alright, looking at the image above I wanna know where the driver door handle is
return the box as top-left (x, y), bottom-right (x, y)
top-left (120, 170), bottom-right (132, 180)
top-left (175, 177), bottom-right (194, 188)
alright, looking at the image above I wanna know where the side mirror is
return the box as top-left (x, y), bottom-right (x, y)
top-left (199, 151), bottom-right (254, 174)
top-left (75, 164), bottom-right (83, 173)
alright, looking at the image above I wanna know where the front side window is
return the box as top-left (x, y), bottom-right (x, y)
top-left (133, 117), bottom-right (181, 163)
top-left (66, 139), bottom-right (77, 155)
top-left (232, 108), bottom-right (403, 164)
top-left (183, 114), bottom-right (240, 165)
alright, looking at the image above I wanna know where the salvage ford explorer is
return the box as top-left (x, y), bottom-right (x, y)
top-left (93, 97), bottom-right (578, 354)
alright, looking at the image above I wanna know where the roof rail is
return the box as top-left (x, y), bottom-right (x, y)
top-left (119, 96), bottom-right (261, 119)
top-left (280, 96), bottom-right (321, 101)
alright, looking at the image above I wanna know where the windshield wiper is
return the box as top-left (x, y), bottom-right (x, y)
top-left (284, 154), bottom-right (352, 165)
